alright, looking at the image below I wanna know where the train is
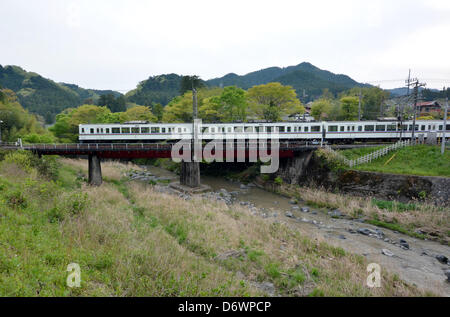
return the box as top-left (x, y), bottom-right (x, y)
top-left (79, 120), bottom-right (449, 144)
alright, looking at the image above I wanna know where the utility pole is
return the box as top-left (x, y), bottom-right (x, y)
top-left (410, 79), bottom-right (426, 144)
top-left (442, 97), bottom-right (448, 155)
top-left (399, 70), bottom-right (411, 141)
top-left (358, 88), bottom-right (362, 121)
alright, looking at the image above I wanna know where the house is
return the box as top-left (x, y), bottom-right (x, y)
top-left (417, 101), bottom-right (441, 115)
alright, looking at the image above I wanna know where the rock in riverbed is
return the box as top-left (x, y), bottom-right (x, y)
top-left (328, 209), bottom-right (343, 218)
top-left (399, 239), bottom-right (410, 250)
top-left (382, 249), bottom-right (394, 257)
top-left (285, 211), bottom-right (294, 218)
top-left (436, 255), bottom-right (448, 264)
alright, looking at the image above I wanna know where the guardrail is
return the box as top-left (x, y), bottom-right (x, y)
top-left (324, 140), bottom-right (412, 168)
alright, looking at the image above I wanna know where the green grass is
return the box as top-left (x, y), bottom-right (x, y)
top-left (371, 198), bottom-right (417, 212)
top-left (339, 145), bottom-right (450, 177)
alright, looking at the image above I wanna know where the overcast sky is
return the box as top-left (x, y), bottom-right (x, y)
top-left (1, 0), bottom-right (449, 92)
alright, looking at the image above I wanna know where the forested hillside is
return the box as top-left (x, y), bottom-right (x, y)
top-left (206, 62), bottom-right (368, 101)
top-left (0, 62), bottom-right (372, 124)
top-left (125, 74), bottom-right (183, 107)
top-left (0, 65), bottom-right (122, 123)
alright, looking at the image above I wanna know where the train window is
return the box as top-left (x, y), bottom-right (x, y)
top-left (177, 128), bottom-right (182, 133)
top-left (358, 126), bottom-right (362, 132)
top-left (245, 126), bottom-right (253, 132)
top-left (211, 127), bottom-right (215, 133)
top-left (266, 126), bottom-right (273, 133)
top-left (304, 126), bottom-right (309, 132)
top-left (287, 127), bottom-right (291, 132)
top-left (328, 126), bottom-right (338, 132)
top-left (364, 125), bottom-right (374, 132)
top-left (141, 127), bottom-right (149, 133)
top-left (90, 128), bottom-right (94, 133)
top-left (112, 128), bottom-right (120, 133)
top-left (421, 125), bottom-right (425, 131)
top-left (446, 124), bottom-right (450, 130)
top-left (312, 126), bottom-right (320, 132)
top-left (340, 126), bottom-right (344, 132)
top-left (387, 125), bottom-right (396, 131)
top-left (293, 127), bottom-right (297, 132)
top-left (376, 125), bottom-right (386, 132)
top-left (105, 128), bottom-right (110, 134)
top-left (439, 125), bottom-right (443, 131)
top-left (151, 127), bottom-right (160, 133)
top-left (202, 127), bottom-right (209, 133)
top-left (122, 128), bottom-right (130, 134)
top-left (81, 128), bottom-right (85, 133)
top-left (234, 127), bottom-right (243, 132)
top-left (96, 128), bottom-right (100, 133)
top-left (277, 126), bottom-right (285, 132)
top-left (131, 127), bottom-right (139, 133)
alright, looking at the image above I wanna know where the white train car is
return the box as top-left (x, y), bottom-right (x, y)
top-left (79, 120), bottom-right (449, 143)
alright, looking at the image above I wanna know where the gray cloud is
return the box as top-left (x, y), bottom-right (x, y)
top-left (1, 0), bottom-right (449, 91)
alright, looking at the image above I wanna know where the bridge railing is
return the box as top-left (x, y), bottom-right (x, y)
top-left (0, 140), bottom-right (317, 153)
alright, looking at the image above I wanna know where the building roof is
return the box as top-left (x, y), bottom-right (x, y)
top-left (417, 101), bottom-right (441, 107)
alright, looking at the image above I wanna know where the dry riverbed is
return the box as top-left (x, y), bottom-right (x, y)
top-left (141, 165), bottom-right (450, 296)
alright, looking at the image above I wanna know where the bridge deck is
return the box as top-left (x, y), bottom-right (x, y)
top-left (0, 142), bottom-right (393, 159)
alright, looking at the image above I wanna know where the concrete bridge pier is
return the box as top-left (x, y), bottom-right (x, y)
top-left (88, 154), bottom-right (102, 186)
top-left (180, 160), bottom-right (200, 188)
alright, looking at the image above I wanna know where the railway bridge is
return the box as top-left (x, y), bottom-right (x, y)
top-left (0, 141), bottom-right (390, 188)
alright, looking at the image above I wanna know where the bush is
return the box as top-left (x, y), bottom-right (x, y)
top-left (274, 176), bottom-right (283, 185)
top-left (22, 133), bottom-right (56, 144)
top-left (2, 150), bottom-right (60, 180)
top-left (47, 192), bottom-right (89, 223)
top-left (5, 189), bottom-right (27, 209)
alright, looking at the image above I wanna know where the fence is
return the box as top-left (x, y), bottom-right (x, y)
top-left (324, 140), bottom-right (412, 168)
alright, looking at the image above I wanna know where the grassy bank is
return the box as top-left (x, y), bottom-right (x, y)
top-left (0, 153), bottom-right (431, 296)
top-left (339, 145), bottom-right (450, 177)
top-left (265, 181), bottom-right (449, 244)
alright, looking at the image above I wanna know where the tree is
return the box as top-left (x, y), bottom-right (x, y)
top-left (151, 103), bottom-right (164, 122)
top-left (310, 99), bottom-right (332, 120)
top-left (180, 75), bottom-right (205, 95)
top-left (247, 82), bottom-right (304, 121)
top-left (217, 86), bottom-right (247, 122)
top-left (50, 105), bottom-right (111, 142)
top-left (340, 96), bottom-right (359, 121)
top-left (98, 94), bottom-right (126, 113)
top-left (120, 106), bottom-right (157, 122)
top-left (163, 88), bottom-right (223, 122)
top-left (0, 89), bottom-right (45, 141)
top-left (342, 87), bottom-right (389, 120)
top-left (198, 96), bottom-right (222, 122)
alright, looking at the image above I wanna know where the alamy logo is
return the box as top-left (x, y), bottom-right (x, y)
top-left (366, 263), bottom-right (381, 288)
top-left (170, 119), bottom-right (280, 173)
top-left (66, 263), bottom-right (81, 288)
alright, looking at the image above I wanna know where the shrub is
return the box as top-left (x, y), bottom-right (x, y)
top-left (5, 189), bottom-right (27, 209)
top-left (274, 176), bottom-right (283, 185)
